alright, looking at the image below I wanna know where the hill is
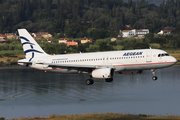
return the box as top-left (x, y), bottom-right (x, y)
top-left (0, 0), bottom-right (179, 39)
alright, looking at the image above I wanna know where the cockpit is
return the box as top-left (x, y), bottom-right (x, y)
top-left (158, 53), bottom-right (169, 57)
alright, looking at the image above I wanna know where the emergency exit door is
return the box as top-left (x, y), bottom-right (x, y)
top-left (146, 51), bottom-right (152, 62)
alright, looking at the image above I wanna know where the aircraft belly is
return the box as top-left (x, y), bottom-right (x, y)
top-left (124, 62), bottom-right (174, 70)
top-left (50, 68), bottom-right (79, 74)
top-left (115, 66), bottom-right (126, 72)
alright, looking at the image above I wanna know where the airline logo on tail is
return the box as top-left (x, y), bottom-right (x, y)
top-left (20, 36), bottom-right (44, 61)
top-left (20, 36), bottom-right (44, 54)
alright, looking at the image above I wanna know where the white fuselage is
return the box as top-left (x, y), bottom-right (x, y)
top-left (27, 49), bottom-right (177, 73)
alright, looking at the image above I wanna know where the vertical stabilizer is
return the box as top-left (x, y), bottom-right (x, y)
top-left (18, 29), bottom-right (48, 61)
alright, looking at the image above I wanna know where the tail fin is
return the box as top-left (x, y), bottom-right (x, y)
top-left (18, 29), bottom-right (48, 61)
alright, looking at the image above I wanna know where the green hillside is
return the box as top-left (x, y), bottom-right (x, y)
top-left (0, 0), bottom-right (179, 39)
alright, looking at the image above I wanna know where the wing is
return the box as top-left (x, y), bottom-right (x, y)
top-left (18, 59), bottom-right (115, 72)
top-left (44, 63), bottom-right (114, 69)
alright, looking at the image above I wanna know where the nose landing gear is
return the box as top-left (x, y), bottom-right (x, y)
top-left (152, 76), bottom-right (158, 80)
top-left (151, 69), bottom-right (158, 80)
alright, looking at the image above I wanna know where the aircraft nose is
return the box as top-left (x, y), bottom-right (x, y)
top-left (170, 56), bottom-right (177, 65)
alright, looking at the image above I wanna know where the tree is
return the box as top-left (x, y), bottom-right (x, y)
top-left (131, 5), bottom-right (136, 14)
top-left (112, 4), bottom-right (116, 18)
top-left (120, 12), bottom-right (125, 28)
top-left (128, 0), bottom-right (133, 8)
top-left (45, 0), bottom-right (52, 17)
top-left (78, 44), bottom-right (86, 52)
top-left (65, 28), bottom-right (73, 38)
top-left (138, 8), bottom-right (142, 19)
top-left (87, 28), bottom-right (107, 40)
top-left (25, 0), bottom-right (32, 20)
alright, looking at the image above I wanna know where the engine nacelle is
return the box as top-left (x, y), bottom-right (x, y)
top-left (119, 70), bottom-right (143, 75)
top-left (92, 68), bottom-right (114, 79)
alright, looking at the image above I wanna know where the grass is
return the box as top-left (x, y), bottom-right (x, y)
top-left (0, 55), bottom-right (25, 62)
top-left (0, 50), bottom-right (24, 55)
top-left (8, 113), bottom-right (180, 120)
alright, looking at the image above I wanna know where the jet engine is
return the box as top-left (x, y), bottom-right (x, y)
top-left (92, 68), bottom-right (114, 79)
top-left (119, 70), bottom-right (143, 75)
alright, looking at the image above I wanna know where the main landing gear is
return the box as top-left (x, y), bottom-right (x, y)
top-left (105, 78), bottom-right (113, 82)
top-left (151, 69), bottom-right (158, 80)
top-left (86, 78), bottom-right (114, 85)
top-left (86, 79), bottom-right (94, 85)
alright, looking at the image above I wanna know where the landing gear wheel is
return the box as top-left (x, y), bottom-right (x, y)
top-left (105, 78), bottom-right (113, 82)
top-left (152, 76), bottom-right (158, 81)
top-left (151, 69), bottom-right (158, 81)
top-left (86, 79), bottom-right (94, 85)
top-left (90, 79), bottom-right (94, 84)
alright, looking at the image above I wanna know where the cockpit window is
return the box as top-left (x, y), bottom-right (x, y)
top-left (158, 53), bottom-right (169, 57)
top-left (165, 53), bottom-right (169, 56)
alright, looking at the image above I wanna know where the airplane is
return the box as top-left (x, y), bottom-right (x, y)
top-left (17, 29), bottom-right (177, 85)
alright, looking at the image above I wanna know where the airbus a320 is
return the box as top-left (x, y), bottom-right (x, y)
top-left (17, 29), bottom-right (177, 85)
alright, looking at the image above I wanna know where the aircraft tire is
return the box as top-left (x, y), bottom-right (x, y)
top-left (152, 76), bottom-right (158, 81)
top-left (86, 79), bottom-right (94, 85)
top-left (105, 78), bottom-right (113, 82)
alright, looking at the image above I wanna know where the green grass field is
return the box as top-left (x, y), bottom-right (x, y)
top-left (0, 50), bottom-right (24, 55)
top-left (5, 113), bottom-right (180, 120)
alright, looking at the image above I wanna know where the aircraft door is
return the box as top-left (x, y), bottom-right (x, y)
top-left (43, 58), bottom-right (49, 68)
top-left (146, 51), bottom-right (152, 62)
top-left (106, 57), bottom-right (109, 63)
